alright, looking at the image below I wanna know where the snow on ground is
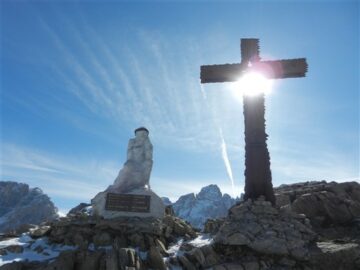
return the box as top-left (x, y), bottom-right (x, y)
top-left (167, 238), bottom-right (185, 257)
top-left (0, 234), bottom-right (76, 266)
top-left (84, 206), bottom-right (93, 215)
top-left (0, 234), bottom-right (32, 248)
top-left (188, 234), bottom-right (213, 247)
top-left (166, 234), bottom-right (213, 257)
top-left (165, 234), bottom-right (213, 269)
top-left (164, 238), bottom-right (184, 269)
top-left (1, 233), bottom-right (214, 267)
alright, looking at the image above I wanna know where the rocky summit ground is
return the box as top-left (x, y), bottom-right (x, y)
top-left (0, 180), bottom-right (360, 270)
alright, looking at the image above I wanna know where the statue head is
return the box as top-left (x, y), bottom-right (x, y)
top-left (134, 127), bottom-right (149, 138)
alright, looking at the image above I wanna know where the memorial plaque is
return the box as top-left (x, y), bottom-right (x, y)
top-left (105, 193), bottom-right (150, 212)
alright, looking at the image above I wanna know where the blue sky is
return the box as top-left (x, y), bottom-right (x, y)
top-left (1, 1), bottom-right (359, 214)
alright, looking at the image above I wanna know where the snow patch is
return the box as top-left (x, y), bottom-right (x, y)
top-left (0, 234), bottom-right (76, 267)
top-left (188, 234), bottom-right (213, 247)
top-left (0, 234), bottom-right (32, 248)
top-left (166, 238), bottom-right (184, 257)
top-left (84, 206), bottom-right (93, 215)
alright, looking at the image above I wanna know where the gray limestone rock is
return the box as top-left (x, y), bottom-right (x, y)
top-left (29, 225), bottom-right (51, 238)
top-left (118, 248), bottom-right (139, 269)
top-left (148, 246), bottom-right (167, 270)
top-left (44, 250), bottom-right (76, 270)
top-left (105, 250), bottom-right (119, 270)
top-left (214, 199), bottom-right (316, 260)
top-left (275, 181), bottom-right (360, 228)
top-left (75, 250), bottom-right (104, 270)
top-left (0, 262), bottom-right (24, 270)
top-left (203, 218), bottom-right (225, 235)
top-left (310, 241), bottom-right (360, 270)
top-left (67, 203), bottom-right (91, 216)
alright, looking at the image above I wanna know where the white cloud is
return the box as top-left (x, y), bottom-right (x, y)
top-left (0, 144), bottom-right (118, 202)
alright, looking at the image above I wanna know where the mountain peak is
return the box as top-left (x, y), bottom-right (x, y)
top-left (173, 184), bottom-right (237, 229)
top-left (197, 184), bottom-right (222, 200)
top-left (0, 181), bottom-right (58, 233)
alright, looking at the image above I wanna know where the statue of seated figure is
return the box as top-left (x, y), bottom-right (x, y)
top-left (107, 127), bottom-right (153, 193)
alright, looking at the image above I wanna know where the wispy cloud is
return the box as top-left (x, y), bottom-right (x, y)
top-left (1, 143), bottom-right (245, 207)
top-left (271, 142), bottom-right (359, 185)
top-left (0, 144), bottom-right (118, 201)
top-left (37, 12), bottom-right (227, 152)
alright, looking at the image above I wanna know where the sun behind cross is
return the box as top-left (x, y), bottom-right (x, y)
top-left (229, 72), bottom-right (273, 99)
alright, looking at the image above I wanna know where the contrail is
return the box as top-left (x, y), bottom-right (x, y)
top-left (219, 128), bottom-right (236, 197)
top-left (200, 83), bottom-right (236, 197)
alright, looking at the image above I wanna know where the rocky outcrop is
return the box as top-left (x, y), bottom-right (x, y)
top-left (274, 181), bottom-right (360, 240)
top-left (203, 218), bottom-right (225, 235)
top-left (67, 203), bottom-right (91, 216)
top-left (310, 241), bottom-right (360, 270)
top-left (169, 198), bottom-right (360, 270)
top-left (0, 181), bottom-right (58, 233)
top-left (172, 184), bottom-right (237, 229)
top-left (215, 198), bottom-right (317, 260)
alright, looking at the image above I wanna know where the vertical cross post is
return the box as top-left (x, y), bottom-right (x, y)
top-left (200, 38), bottom-right (307, 205)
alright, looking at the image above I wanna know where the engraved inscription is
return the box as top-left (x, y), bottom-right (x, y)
top-left (105, 193), bottom-right (150, 212)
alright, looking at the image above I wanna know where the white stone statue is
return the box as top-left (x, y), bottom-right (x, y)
top-left (107, 127), bottom-right (153, 193)
top-left (91, 127), bottom-right (165, 219)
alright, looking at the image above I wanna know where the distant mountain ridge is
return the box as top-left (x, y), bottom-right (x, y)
top-left (0, 181), bottom-right (58, 233)
top-left (164, 184), bottom-right (238, 229)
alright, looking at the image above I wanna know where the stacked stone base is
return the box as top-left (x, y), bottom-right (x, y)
top-left (0, 214), bottom-right (197, 270)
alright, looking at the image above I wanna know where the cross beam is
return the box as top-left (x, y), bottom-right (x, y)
top-left (201, 39), bottom-right (307, 83)
top-left (200, 39), bottom-right (308, 205)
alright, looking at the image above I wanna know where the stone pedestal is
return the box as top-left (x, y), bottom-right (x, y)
top-left (91, 187), bottom-right (165, 219)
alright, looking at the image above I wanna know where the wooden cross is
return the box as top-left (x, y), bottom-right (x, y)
top-left (200, 39), bottom-right (308, 205)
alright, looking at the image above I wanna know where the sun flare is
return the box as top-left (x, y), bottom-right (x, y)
top-left (229, 72), bottom-right (273, 99)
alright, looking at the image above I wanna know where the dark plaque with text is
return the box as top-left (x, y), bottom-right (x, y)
top-left (105, 193), bottom-right (150, 212)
